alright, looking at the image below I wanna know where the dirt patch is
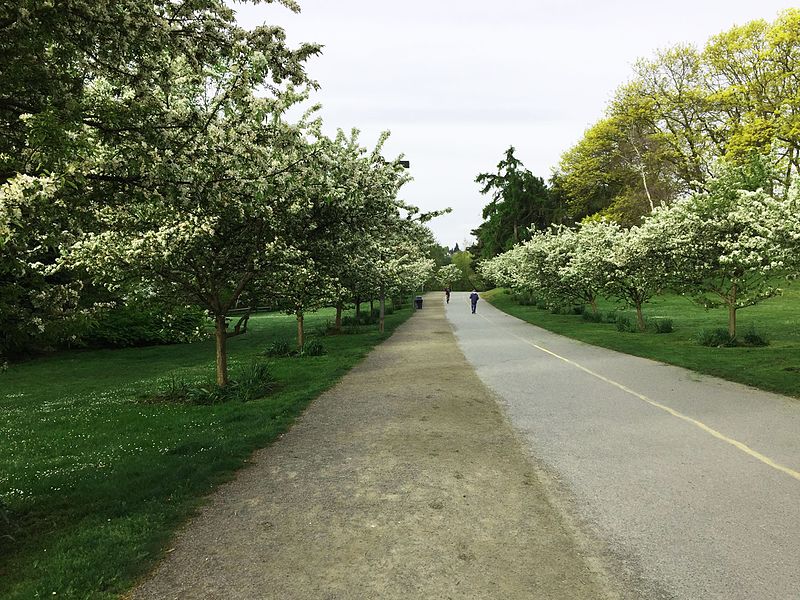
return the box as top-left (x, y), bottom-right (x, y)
top-left (129, 296), bottom-right (618, 599)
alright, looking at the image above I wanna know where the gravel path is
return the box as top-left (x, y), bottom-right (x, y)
top-left (129, 295), bottom-right (619, 599)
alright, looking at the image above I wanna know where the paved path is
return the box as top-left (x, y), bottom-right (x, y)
top-left (446, 291), bottom-right (800, 600)
top-left (130, 296), bottom-right (618, 599)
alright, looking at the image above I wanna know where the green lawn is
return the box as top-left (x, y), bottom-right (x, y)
top-left (483, 286), bottom-right (800, 399)
top-left (0, 305), bottom-right (413, 599)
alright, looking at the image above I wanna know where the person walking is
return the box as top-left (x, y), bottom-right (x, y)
top-left (444, 287), bottom-right (451, 304)
top-left (469, 289), bottom-right (479, 314)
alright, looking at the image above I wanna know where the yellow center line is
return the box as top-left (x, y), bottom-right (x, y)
top-left (477, 312), bottom-right (800, 483)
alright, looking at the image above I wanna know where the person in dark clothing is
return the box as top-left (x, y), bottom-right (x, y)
top-left (469, 289), bottom-right (479, 314)
top-left (444, 287), bottom-right (451, 304)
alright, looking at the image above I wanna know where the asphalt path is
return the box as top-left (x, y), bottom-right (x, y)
top-left (444, 292), bottom-right (800, 600)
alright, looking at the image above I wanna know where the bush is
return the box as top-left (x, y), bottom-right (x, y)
top-left (148, 362), bottom-right (275, 405)
top-left (604, 311), bottom-right (619, 323)
top-left (648, 318), bottom-right (674, 334)
top-left (742, 324), bottom-right (769, 347)
top-left (343, 312), bottom-right (378, 326)
top-left (615, 314), bottom-right (637, 333)
top-left (265, 339), bottom-right (292, 357)
top-left (510, 290), bottom-right (538, 306)
top-left (313, 320), bottom-right (332, 337)
top-left (299, 339), bottom-right (326, 357)
top-left (582, 310), bottom-right (603, 323)
top-left (229, 362), bottom-right (275, 400)
top-left (87, 300), bottom-right (207, 348)
top-left (570, 305), bottom-right (586, 315)
top-left (697, 328), bottom-right (737, 347)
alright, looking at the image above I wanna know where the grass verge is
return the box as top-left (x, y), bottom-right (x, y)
top-left (0, 305), bottom-right (413, 599)
top-left (483, 287), bottom-right (800, 399)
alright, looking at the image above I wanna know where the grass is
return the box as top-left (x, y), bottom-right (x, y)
top-left (0, 304), bottom-right (413, 599)
top-left (483, 285), bottom-right (800, 399)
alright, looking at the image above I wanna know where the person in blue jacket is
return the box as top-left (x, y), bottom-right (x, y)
top-left (469, 289), bottom-right (479, 314)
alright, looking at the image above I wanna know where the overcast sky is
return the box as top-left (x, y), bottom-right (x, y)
top-left (234, 1), bottom-right (796, 248)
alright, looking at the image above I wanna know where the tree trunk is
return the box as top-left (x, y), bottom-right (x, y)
top-left (370, 298), bottom-right (374, 314)
top-left (296, 311), bottom-right (304, 349)
top-left (355, 295), bottom-right (361, 318)
top-left (728, 284), bottom-right (737, 339)
top-left (635, 302), bottom-right (646, 332)
top-left (335, 301), bottom-right (343, 332)
top-left (214, 315), bottom-right (228, 387)
top-left (379, 285), bottom-right (386, 334)
top-left (590, 297), bottom-right (598, 315)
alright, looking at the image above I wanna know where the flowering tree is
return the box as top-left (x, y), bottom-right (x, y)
top-left (436, 264), bottom-right (463, 289)
top-left (769, 183), bottom-right (800, 277)
top-left (516, 229), bottom-right (567, 306)
top-left (479, 245), bottom-right (528, 291)
top-left (562, 220), bottom-right (622, 314)
top-left (65, 36), bottom-right (318, 386)
top-left (600, 220), bottom-right (670, 332)
top-left (651, 168), bottom-right (791, 338)
top-left (1, 0), bottom-right (320, 361)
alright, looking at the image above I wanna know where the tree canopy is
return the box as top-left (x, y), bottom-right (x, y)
top-left (470, 146), bottom-right (560, 259)
top-left (553, 9), bottom-right (800, 225)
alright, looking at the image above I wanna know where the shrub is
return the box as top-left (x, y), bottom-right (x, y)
top-left (648, 318), bottom-right (674, 334)
top-left (604, 311), bottom-right (619, 323)
top-left (742, 324), bottom-right (769, 347)
top-left (86, 300), bottom-right (207, 348)
top-left (582, 310), bottom-right (603, 323)
top-left (343, 312), bottom-right (378, 326)
top-left (697, 328), bottom-right (737, 347)
top-left (265, 339), bottom-right (292, 357)
top-left (229, 362), bottom-right (275, 400)
top-left (368, 305), bottom-right (394, 317)
top-left (570, 305), bottom-right (586, 315)
top-left (615, 314), bottom-right (637, 333)
top-left (148, 362), bottom-right (275, 405)
top-left (313, 320), bottom-right (332, 337)
top-left (299, 339), bottom-right (326, 357)
top-left (510, 290), bottom-right (538, 306)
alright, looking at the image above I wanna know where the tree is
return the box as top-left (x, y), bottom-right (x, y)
top-left (601, 220), bottom-right (673, 332)
top-left (704, 10), bottom-right (800, 189)
top-left (559, 221), bottom-right (621, 314)
top-left (450, 250), bottom-right (478, 290)
top-left (651, 161), bottom-right (789, 338)
top-left (436, 264), bottom-right (463, 289)
top-left (472, 147), bottom-right (560, 258)
top-left (552, 10), bottom-right (800, 225)
top-left (0, 0), bottom-right (320, 361)
top-left (64, 25), bottom-right (319, 386)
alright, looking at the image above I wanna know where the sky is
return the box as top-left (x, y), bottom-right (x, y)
top-left (233, 0), bottom-right (797, 248)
